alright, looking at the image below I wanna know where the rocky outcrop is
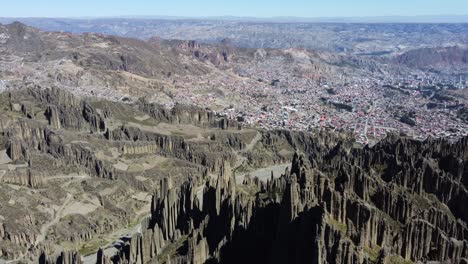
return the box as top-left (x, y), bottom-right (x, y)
top-left (78, 134), bottom-right (468, 264)
top-left (45, 105), bottom-right (61, 130)
top-left (0, 223), bottom-right (37, 260)
top-left (170, 39), bottom-right (230, 66)
top-left (6, 138), bottom-right (27, 161)
top-left (0, 87), bottom-right (255, 262)
top-left (5, 87), bottom-right (462, 264)
top-left (27, 87), bottom-right (107, 132)
top-left (21, 103), bottom-right (35, 119)
top-left (245, 129), bottom-right (350, 168)
top-left (137, 100), bottom-right (237, 130)
top-left (96, 248), bottom-right (112, 264)
top-left (82, 102), bottom-right (106, 133)
top-left (108, 125), bottom-right (237, 174)
top-left (6, 119), bottom-right (115, 179)
top-left (1, 168), bottom-right (44, 188)
top-left (39, 250), bottom-right (83, 264)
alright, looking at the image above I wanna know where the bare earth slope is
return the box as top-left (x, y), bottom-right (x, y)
top-left (0, 22), bottom-right (466, 264)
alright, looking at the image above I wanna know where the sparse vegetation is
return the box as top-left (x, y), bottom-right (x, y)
top-left (363, 245), bottom-right (381, 263)
top-left (328, 217), bottom-right (347, 236)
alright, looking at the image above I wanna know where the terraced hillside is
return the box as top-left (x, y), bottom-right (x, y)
top-left (1, 86), bottom-right (345, 262)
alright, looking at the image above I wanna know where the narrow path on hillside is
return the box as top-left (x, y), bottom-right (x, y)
top-left (34, 193), bottom-right (73, 247)
top-left (233, 131), bottom-right (262, 169)
top-left (244, 131), bottom-right (262, 152)
top-left (46, 174), bottom-right (90, 181)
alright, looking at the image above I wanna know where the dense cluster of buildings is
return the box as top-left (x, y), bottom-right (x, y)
top-left (170, 62), bottom-right (468, 145)
top-left (2, 54), bottom-right (466, 145)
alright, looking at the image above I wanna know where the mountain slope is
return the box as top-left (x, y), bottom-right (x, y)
top-left (396, 46), bottom-right (468, 68)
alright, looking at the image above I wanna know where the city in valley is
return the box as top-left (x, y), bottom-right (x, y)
top-left (0, 21), bottom-right (467, 146)
top-left (0, 5), bottom-right (467, 264)
top-left (169, 57), bottom-right (467, 144)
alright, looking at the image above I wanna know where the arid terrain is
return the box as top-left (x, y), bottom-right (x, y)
top-left (0, 20), bottom-right (466, 264)
top-left (0, 22), bottom-right (466, 145)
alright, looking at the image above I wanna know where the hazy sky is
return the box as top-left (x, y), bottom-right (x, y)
top-left (1, 0), bottom-right (467, 18)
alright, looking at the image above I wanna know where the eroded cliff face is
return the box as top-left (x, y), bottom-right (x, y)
top-left (137, 100), bottom-right (237, 130)
top-left (2, 86), bottom-right (466, 264)
top-left (43, 133), bottom-right (467, 264)
top-left (0, 86), bottom-right (260, 261)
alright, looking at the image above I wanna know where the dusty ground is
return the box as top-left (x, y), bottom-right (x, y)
top-left (235, 164), bottom-right (290, 184)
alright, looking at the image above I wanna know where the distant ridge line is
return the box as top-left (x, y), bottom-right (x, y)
top-left (1, 15), bottom-right (468, 23)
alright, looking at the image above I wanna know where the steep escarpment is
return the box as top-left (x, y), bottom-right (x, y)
top-left (2, 86), bottom-right (288, 261)
top-left (2, 86), bottom-right (466, 264)
top-left (2, 86), bottom-right (244, 183)
top-left (28, 86), bottom-right (108, 132)
top-left (43, 133), bottom-right (468, 264)
top-left (137, 100), bottom-right (238, 130)
top-left (5, 119), bottom-right (115, 179)
top-left (107, 125), bottom-right (237, 174)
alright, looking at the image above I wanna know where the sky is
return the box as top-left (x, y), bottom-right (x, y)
top-left (0, 0), bottom-right (467, 18)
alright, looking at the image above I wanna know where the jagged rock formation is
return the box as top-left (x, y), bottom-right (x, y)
top-left (45, 106), bottom-right (62, 130)
top-left (28, 87), bottom-right (107, 132)
top-left (1, 87), bottom-right (244, 188)
top-left (0, 224), bottom-right (37, 260)
top-left (6, 138), bottom-right (27, 161)
top-left (137, 100), bottom-right (237, 130)
top-left (0, 21), bottom-right (466, 264)
top-left (2, 86), bottom-right (466, 264)
top-left (48, 134), bottom-right (467, 264)
top-left (0, 86), bottom-right (254, 261)
top-left (5, 119), bottom-right (115, 179)
top-left (162, 39), bottom-right (231, 66)
top-left (108, 126), bottom-right (239, 174)
top-left (1, 169), bottom-right (44, 188)
top-left (39, 250), bottom-right (83, 264)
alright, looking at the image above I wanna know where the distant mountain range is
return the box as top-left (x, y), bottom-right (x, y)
top-left (123, 15), bottom-right (468, 23)
top-left (1, 17), bottom-right (468, 54)
top-left (2, 15), bottom-right (468, 23)
top-left (1, 18), bottom-right (468, 264)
